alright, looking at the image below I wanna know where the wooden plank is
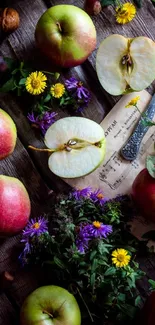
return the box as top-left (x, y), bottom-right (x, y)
top-left (0, 294), bottom-right (18, 325)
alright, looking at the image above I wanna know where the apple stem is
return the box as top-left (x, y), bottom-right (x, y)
top-left (56, 21), bottom-right (62, 32)
top-left (43, 310), bottom-right (53, 318)
top-left (28, 145), bottom-right (57, 153)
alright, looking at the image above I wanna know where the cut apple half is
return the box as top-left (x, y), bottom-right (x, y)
top-left (96, 34), bottom-right (155, 96)
top-left (43, 117), bottom-right (106, 178)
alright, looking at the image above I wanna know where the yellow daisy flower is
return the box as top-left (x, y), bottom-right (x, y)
top-left (50, 83), bottom-right (65, 98)
top-left (112, 248), bottom-right (131, 268)
top-left (125, 96), bottom-right (140, 108)
top-left (116, 3), bottom-right (136, 25)
top-left (25, 71), bottom-right (47, 95)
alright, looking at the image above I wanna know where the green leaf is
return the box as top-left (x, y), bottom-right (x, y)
top-left (104, 267), bottom-right (116, 276)
top-left (117, 293), bottom-right (126, 303)
top-left (101, 0), bottom-right (116, 6)
top-left (146, 155), bottom-right (155, 178)
top-left (20, 69), bottom-right (30, 77)
top-left (142, 118), bottom-right (155, 127)
top-left (135, 295), bottom-right (142, 307)
top-left (133, 0), bottom-right (142, 7)
top-left (90, 250), bottom-right (97, 261)
top-left (11, 68), bottom-right (19, 75)
top-left (91, 258), bottom-right (98, 272)
top-left (44, 94), bottom-right (51, 103)
top-left (98, 241), bottom-right (112, 254)
top-left (119, 304), bottom-right (137, 318)
top-left (0, 78), bottom-right (15, 92)
top-left (19, 78), bottom-right (26, 85)
top-left (148, 279), bottom-right (155, 290)
top-left (90, 273), bottom-right (96, 289)
top-left (53, 256), bottom-right (66, 270)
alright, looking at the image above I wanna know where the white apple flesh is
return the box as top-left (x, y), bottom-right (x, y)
top-left (96, 34), bottom-right (155, 95)
top-left (20, 285), bottom-right (81, 325)
top-left (44, 117), bottom-right (106, 178)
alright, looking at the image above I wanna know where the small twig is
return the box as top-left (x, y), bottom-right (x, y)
top-left (76, 287), bottom-right (94, 323)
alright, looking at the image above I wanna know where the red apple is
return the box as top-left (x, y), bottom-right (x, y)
top-left (0, 109), bottom-right (17, 160)
top-left (0, 175), bottom-right (31, 235)
top-left (35, 4), bottom-right (96, 68)
top-left (20, 285), bottom-right (81, 325)
top-left (132, 168), bottom-right (155, 222)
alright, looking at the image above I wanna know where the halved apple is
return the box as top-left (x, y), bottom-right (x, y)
top-left (29, 117), bottom-right (106, 178)
top-left (96, 34), bottom-right (155, 96)
top-left (45, 117), bottom-right (106, 178)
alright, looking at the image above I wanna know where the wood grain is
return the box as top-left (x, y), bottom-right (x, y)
top-left (0, 0), bottom-right (155, 324)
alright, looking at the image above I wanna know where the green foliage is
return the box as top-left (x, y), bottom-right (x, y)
top-left (101, 0), bottom-right (116, 6)
top-left (149, 279), bottom-right (155, 290)
top-left (21, 193), bottom-right (145, 324)
top-left (146, 155), bottom-right (155, 178)
top-left (133, 0), bottom-right (142, 8)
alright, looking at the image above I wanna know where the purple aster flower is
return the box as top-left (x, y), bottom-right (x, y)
top-left (85, 221), bottom-right (113, 239)
top-left (71, 187), bottom-right (92, 200)
top-left (90, 189), bottom-right (108, 206)
top-left (65, 77), bottom-right (91, 113)
top-left (75, 221), bottom-right (112, 253)
top-left (75, 224), bottom-right (90, 253)
top-left (27, 111), bottom-right (57, 135)
top-left (21, 216), bottom-right (48, 241)
top-left (65, 77), bottom-right (78, 90)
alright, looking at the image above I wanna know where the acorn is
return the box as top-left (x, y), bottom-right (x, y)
top-left (0, 7), bottom-right (20, 33)
top-left (84, 0), bottom-right (102, 16)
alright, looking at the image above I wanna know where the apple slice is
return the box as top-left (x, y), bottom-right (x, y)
top-left (44, 117), bottom-right (106, 178)
top-left (96, 34), bottom-right (155, 96)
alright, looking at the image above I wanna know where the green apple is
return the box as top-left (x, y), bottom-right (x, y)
top-left (0, 109), bottom-right (17, 160)
top-left (20, 285), bottom-right (81, 325)
top-left (35, 5), bottom-right (96, 68)
top-left (96, 34), bottom-right (155, 95)
top-left (29, 117), bottom-right (106, 178)
top-left (0, 175), bottom-right (31, 235)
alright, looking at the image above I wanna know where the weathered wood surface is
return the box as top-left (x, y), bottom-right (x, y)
top-left (0, 0), bottom-right (155, 323)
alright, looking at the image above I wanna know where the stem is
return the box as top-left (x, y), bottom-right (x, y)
top-left (56, 21), bottom-right (62, 32)
top-left (41, 70), bottom-right (55, 76)
top-left (76, 287), bottom-right (94, 323)
top-left (43, 310), bottom-right (53, 318)
top-left (28, 145), bottom-right (57, 153)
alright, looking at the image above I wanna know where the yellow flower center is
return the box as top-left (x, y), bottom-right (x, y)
top-left (77, 81), bottom-right (83, 87)
top-left (97, 193), bottom-right (104, 199)
top-left (93, 221), bottom-right (101, 228)
top-left (32, 222), bottom-right (40, 229)
top-left (25, 71), bottom-right (47, 95)
top-left (117, 253), bottom-right (125, 262)
top-left (31, 79), bottom-right (41, 89)
top-left (50, 83), bottom-right (65, 98)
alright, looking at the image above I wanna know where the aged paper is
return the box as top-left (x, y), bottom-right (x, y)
top-left (65, 90), bottom-right (155, 240)
top-left (65, 90), bottom-right (155, 198)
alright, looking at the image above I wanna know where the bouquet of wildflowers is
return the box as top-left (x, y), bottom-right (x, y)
top-left (0, 57), bottom-right (91, 135)
top-left (19, 187), bottom-right (145, 324)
